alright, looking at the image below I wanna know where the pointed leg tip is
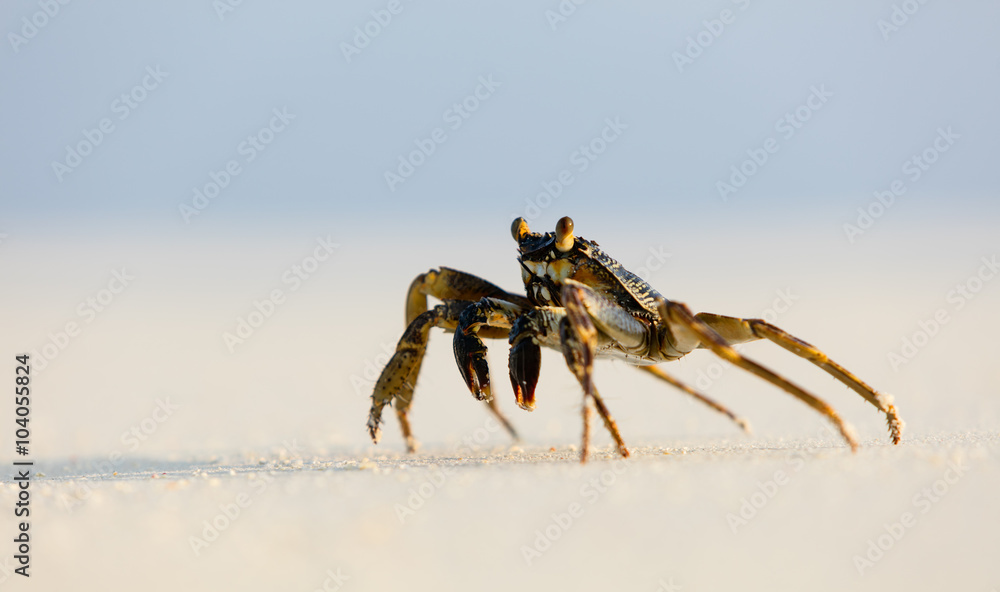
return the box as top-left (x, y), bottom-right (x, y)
top-left (736, 418), bottom-right (753, 435)
top-left (890, 420), bottom-right (904, 445)
top-left (886, 404), bottom-right (904, 445)
top-left (847, 434), bottom-right (860, 453)
top-left (840, 423), bottom-right (860, 453)
top-left (367, 406), bottom-right (384, 443)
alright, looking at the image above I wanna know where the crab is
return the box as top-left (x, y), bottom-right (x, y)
top-left (366, 216), bottom-right (904, 462)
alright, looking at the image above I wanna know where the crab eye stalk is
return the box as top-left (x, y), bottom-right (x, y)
top-left (555, 216), bottom-right (574, 252)
top-left (511, 217), bottom-right (529, 242)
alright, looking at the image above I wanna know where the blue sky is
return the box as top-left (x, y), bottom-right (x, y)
top-left (2, 1), bottom-right (997, 237)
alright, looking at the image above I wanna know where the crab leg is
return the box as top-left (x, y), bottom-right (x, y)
top-left (560, 280), bottom-right (632, 462)
top-left (587, 391), bottom-right (629, 461)
top-left (657, 298), bottom-right (861, 451)
top-left (368, 300), bottom-right (464, 450)
top-left (637, 366), bottom-right (752, 434)
top-left (695, 313), bottom-right (902, 444)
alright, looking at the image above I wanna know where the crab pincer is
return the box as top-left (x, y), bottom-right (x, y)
top-left (508, 316), bottom-right (541, 411)
top-left (453, 324), bottom-right (493, 401)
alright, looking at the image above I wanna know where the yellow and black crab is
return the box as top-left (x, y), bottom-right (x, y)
top-left (367, 216), bottom-right (903, 462)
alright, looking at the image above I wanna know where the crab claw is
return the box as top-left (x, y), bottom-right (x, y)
top-left (453, 329), bottom-right (492, 401)
top-left (509, 317), bottom-right (541, 411)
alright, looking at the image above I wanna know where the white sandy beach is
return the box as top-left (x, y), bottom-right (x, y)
top-left (4, 433), bottom-right (998, 591)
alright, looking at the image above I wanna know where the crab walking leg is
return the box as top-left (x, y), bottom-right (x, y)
top-left (391, 366), bottom-right (419, 452)
top-left (560, 281), bottom-right (632, 461)
top-left (485, 396), bottom-right (520, 442)
top-left (368, 301), bottom-right (460, 449)
top-left (581, 396), bottom-right (593, 463)
top-left (558, 306), bottom-right (598, 463)
top-left (657, 298), bottom-right (860, 452)
top-left (368, 299), bottom-right (518, 451)
top-left (696, 313), bottom-right (903, 444)
top-left (590, 390), bottom-right (630, 460)
top-left (637, 366), bottom-right (752, 434)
